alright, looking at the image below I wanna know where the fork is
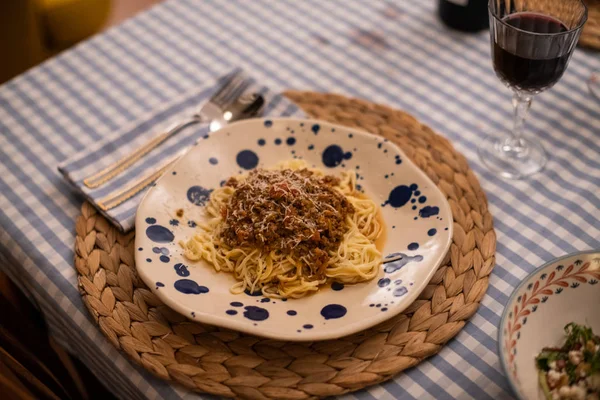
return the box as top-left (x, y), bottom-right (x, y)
top-left (83, 73), bottom-right (252, 189)
top-left (96, 92), bottom-right (266, 211)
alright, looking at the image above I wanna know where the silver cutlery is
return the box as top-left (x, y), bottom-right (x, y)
top-left (83, 74), bottom-right (252, 189)
top-left (97, 92), bottom-right (265, 211)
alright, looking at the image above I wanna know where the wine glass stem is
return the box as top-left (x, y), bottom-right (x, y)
top-left (504, 92), bottom-right (533, 154)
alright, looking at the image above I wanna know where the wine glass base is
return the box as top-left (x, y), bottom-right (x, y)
top-left (477, 135), bottom-right (547, 180)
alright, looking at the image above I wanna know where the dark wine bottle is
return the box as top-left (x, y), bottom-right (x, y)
top-left (438, 0), bottom-right (489, 32)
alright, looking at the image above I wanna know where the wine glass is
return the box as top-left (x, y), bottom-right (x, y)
top-left (479, 0), bottom-right (588, 179)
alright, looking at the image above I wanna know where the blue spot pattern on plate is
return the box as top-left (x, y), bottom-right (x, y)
top-left (394, 286), bottom-right (408, 297)
top-left (209, 157), bottom-right (218, 165)
top-left (428, 228), bottom-right (437, 236)
top-left (159, 255), bottom-right (170, 263)
top-left (236, 150), bottom-right (259, 170)
top-left (321, 304), bottom-right (347, 320)
top-left (377, 278), bottom-right (390, 287)
top-left (419, 206), bottom-right (440, 218)
top-left (146, 225), bottom-right (174, 243)
top-left (145, 217), bottom-right (156, 224)
top-left (331, 282), bottom-right (344, 291)
top-left (231, 302), bottom-right (243, 307)
top-left (156, 282), bottom-right (164, 287)
top-left (287, 310), bottom-right (297, 316)
top-left (383, 253), bottom-right (424, 273)
top-left (322, 145), bottom-right (352, 168)
top-left (286, 137), bottom-right (296, 146)
top-left (408, 242), bottom-right (419, 251)
top-left (226, 310), bottom-right (237, 315)
top-left (243, 306), bottom-right (269, 321)
top-left (264, 120), bottom-right (272, 127)
top-left (384, 183), bottom-right (419, 208)
top-left (258, 138), bottom-right (266, 146)
top-left (174, 279), bottom-right (209, 295)
top-left (187, 186), bottom-right (212, 206)
top-left (174, 263), bottom-right (190, 277)
top-left (311, 124), bottom-right (320, 134)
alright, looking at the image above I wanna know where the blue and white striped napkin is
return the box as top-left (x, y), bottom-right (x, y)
top-left (59, 68), bottom-right (306, 232)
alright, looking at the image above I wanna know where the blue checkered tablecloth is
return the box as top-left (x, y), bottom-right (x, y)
top-left (0, 1), bottom-right (598, 399)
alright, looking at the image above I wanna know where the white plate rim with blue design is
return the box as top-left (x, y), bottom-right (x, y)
top-left (135, 118), bottom-right (453, 341)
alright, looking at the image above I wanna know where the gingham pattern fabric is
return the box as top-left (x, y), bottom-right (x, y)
top-left (58, 68), bottom-right (305, 231)
top-left (0, 1), bottom-right (598, 399)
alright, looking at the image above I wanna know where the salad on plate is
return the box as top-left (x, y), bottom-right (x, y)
top-left (536, 323), bottom-right (600, 400)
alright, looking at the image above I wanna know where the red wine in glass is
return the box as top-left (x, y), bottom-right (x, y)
top-left (493, 13), bottom-right (570, 93)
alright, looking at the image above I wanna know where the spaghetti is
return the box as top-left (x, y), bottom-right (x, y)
top-left (180, 160), bottom-right (383, 298)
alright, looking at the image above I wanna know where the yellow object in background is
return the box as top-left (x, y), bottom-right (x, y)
top-left (0, 1), bottom-right (47, 84)
top-left (0, 0), bottom-right (111, 84)
top-left (40, 0), bottom-right (111, 50)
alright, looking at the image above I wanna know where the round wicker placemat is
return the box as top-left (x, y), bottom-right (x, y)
top-left (74, 91), bottom-right (496, 399)
top-left (581, 0), bottom-right (600, 49)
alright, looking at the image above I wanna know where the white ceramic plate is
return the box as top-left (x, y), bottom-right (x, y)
top-left (135, 118), bottom-right (453, 341)
top-left (499, 250), bottom-right (600, 400)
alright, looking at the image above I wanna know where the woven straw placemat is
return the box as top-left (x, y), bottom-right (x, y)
top-left (74, 91), bottom-right (496, 399)
top-left (581, 0), bottom-right (600, 49)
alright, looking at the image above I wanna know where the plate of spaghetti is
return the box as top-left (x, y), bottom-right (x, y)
top-left (135, 118), bottom-right (452, 341)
